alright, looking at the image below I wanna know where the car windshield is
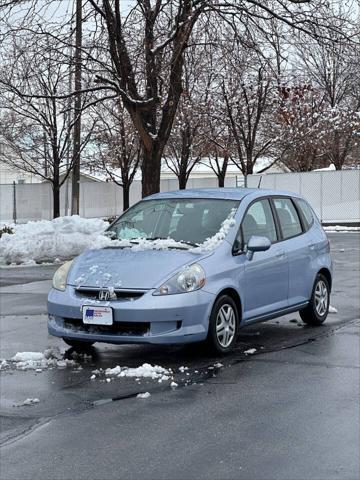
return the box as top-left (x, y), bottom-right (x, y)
top-left (107, 198), bottom-right (239, 246)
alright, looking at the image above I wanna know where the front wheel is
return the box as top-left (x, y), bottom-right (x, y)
top-left (206, 295), bottom-right (239, 354)
top-left (300, 274), bottom-right (330, 325)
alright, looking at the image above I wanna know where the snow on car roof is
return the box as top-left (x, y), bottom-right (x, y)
top-left (145, 188), bottom-right (301, 201)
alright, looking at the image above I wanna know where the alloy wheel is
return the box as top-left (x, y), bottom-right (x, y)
top-left (314, 280), bottom-right (328, 316)
top-left (216, 304), bottom-right (236, 348)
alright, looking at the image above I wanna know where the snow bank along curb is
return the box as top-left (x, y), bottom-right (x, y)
top-left (0, 216), bottom-right (108, 265)
top-left (323, 226), bottom-right (360, 232)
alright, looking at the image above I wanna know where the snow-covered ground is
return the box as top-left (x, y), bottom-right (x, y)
top-left (323, 226), bottom-right (360, 232)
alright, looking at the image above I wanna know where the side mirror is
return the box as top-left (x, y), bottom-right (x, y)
top-left (246, 235), bottom-right (271, 260)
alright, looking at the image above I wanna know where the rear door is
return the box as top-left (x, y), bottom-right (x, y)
top-left (240, 198), bottom-right (289, 321)
top-left (271, 197), bottom-right (311, 306)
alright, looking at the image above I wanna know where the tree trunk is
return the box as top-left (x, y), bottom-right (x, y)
top-left (53, 183), bottom-right (60, 219)
top-left (141, 147), bottom-right (161, 198)
top-left (178, 174), bottom-right (187, 190)
top-left (218, 175), bottom-right (225, 188)
top-left (123, 184), bottom-right (130, 211)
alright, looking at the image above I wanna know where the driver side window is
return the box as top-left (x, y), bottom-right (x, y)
top-left (235, 199), bottom-right (277, 250)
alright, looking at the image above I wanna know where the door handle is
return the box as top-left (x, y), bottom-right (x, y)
top-left (308, 243), bottom-right (315, 251)
top-left (276, 251), bottom-right (286, 259)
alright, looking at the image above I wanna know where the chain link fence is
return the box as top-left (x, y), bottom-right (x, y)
top-left (0, 170), bottom-right (359, 224)
top-left (247, 170), bottom-right (360, 225)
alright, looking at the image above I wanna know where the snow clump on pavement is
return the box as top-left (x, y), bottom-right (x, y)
top-left (14, 398), bottom-right (40, 407)
top-left (244, 348), bottom-right (257, 355)
top-left (137, 392), bottom-right (151, 399)
top-left (329, 305), bottom-right (338, 314)
top-left (104, 363), bottom-right (171, 382)
top-left (10, 348), bottom-right (77, 371)
top-left (0, 360), bottom-right (8, 370)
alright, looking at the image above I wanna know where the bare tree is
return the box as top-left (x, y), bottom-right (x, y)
top-left (1, 0), bottom-right (356, 200)
top-left (222, 54), bottom-right (275, 179)
top-left (0, 34), bottom-right (94, 218)
top-left (298, 12), bottom-right (360, 169)
top-left (82, 1), bottom-right (343, 195)
top-left (90, 98), bottom-right (141, 211)
top-left (276, 83), bottom-right (328, 171)
top-left (163, 37), bottom-right (211, 189)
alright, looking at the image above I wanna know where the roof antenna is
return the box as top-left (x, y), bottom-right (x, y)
top-left (258, 176), bottom-right (262, 188)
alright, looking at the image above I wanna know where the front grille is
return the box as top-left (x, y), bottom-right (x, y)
top-left (75, 288), bottom-right (146, 301)
top-left (63, 318), bottom-right (150, 336)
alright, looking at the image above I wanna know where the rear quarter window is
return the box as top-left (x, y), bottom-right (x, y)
top-left (273, 197), bottom-right (303, 240)
top-left (295, 198), bottom-right (314, 230)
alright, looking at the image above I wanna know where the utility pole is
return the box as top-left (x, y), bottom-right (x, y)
top-left (71, 0), bottom-right (82, 215)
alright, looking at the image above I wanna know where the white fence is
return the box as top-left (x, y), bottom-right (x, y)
top-left (247, 170), bottom-right (360, 225)
top-left (0, 170), bottom-right (359, 224)
top-left (0, 176), bottom-right (236, 223)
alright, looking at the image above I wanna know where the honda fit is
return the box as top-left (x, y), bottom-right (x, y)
top-left (48, 188), bottom-right (332, 353)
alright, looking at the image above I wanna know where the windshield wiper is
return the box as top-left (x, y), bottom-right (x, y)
top-left (178, 240), bottom-right (199, 248)
top-left (146, 237), bottom-right (199, 248)
top-left (145, 236), bottom-right (168, 241)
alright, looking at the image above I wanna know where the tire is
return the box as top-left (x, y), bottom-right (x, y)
top-left (62, 338), bottom-right (94, 350)
top-left (206, 295), bottom-right (239, 354)
top-left (300, 274), bottom-right (330, 326)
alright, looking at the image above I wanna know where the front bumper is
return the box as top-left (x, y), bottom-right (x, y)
top-left (47, 286), bottom-right (214, 345)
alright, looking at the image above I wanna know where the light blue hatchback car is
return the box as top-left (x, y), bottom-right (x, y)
top-left (48, 188), bottom-right (332, 353)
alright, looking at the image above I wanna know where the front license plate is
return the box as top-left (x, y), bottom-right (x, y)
top-left (82, 306), bottom-right (113, 325)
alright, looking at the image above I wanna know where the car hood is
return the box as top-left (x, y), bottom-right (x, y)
top-left (68, 247), bottom-right (213, 290)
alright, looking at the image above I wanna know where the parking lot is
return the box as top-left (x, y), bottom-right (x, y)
top-left (0, 233), bottom-right (359, 480)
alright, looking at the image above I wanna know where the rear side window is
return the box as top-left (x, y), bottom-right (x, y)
top-left (273, 198), bottom-right (303, 240)
top-left (241, 199), bottom-right (277, 245)
top-left (295, 198), bottom-right (314, 229)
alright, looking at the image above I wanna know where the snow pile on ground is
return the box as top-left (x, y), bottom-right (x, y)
top-left (104, 363), bottom-right (172, 382)
top-left (0, 216), bottom-right (108, 265)
top-left (10, 348), bottom-right (77, 371)
top-left (329, 305), bottom-right (338, 314)
top-left (324, 225), bottom-right (360, 232)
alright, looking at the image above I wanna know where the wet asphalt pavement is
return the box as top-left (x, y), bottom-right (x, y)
top-left (0, 233), bottom-right (359, 480)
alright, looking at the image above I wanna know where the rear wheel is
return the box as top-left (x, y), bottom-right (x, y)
top-left (300, 274), bottom-right (330, 325)
top-left (62, 338), bottom-right (94, 350)
top-left (206, 295), bottom-right (239, 354)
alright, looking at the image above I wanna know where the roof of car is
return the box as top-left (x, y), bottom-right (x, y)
top-left (145, 188), bottom-right (301, 201)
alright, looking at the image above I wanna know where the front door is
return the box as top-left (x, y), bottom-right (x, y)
top-left (240, 199), bottom-right (289, 321)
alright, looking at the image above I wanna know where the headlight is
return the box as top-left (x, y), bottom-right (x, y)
top-left (52, 260), bottom-right (73, 291)
top-left (153, 263), bottom-right (205, 296)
